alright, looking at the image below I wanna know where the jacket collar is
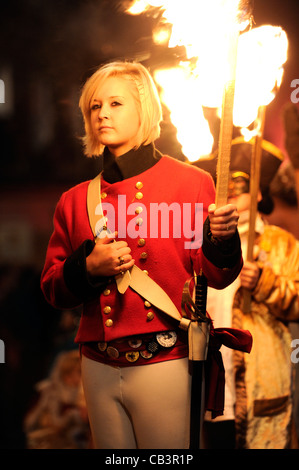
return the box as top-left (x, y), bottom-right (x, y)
top-left (102, 144), bottom-right (161, 183)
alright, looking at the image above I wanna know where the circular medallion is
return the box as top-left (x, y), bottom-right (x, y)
top-left (125, 351), bottom-right (140, 362)
top-left (128, 338), bottom-right (142, 349)
top-left (141, 350), bottom-right (153, 360)
top-left (97, 342), bottom-right (107, 352)
top-left (156, 331), bottom-right (177, 348)
top-left (106, 346), bottom-right (120, 359)
top-left (147, 341), bottom-right (159, 353)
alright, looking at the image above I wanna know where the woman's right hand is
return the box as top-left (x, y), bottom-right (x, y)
top-left (86, 231), bottom-right (135, 277)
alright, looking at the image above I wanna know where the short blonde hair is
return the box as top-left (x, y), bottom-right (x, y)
top-left (79, 61), bottom-right (162, 157)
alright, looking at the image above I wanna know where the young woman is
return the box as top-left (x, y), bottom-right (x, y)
top-left (41, 61), bottom-right (242, 449)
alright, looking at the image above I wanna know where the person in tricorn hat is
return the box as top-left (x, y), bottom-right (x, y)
top-left (194, 140), bottom-right (299, 449)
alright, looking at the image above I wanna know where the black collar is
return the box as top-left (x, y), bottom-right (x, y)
top-left (102, 144), bottom-right (162, 183)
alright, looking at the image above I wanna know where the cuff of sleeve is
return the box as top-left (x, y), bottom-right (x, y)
top-left (202, 217), bottom-right (242, 269)
top-left (63, 239), bottom-right (109, 301)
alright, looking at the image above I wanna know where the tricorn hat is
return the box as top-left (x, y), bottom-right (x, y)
top-left (193, 136), bottom-right (284, 214)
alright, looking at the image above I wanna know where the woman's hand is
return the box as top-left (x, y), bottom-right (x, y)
top-left (86, 231), bottom-right (135, 277)
top-left (208, 203), bottom-right (239, 241)
top-left (240, 260), bottom-right (261, 290)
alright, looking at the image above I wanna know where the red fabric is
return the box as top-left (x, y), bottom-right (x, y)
top-left (41, 156), bottom-right (243, 344)
top-left (205, 327), bottom-right (253, 418)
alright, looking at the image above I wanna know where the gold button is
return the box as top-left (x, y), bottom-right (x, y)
top-left (135, 192), bottom-right (143, 200)
top-left (101, 192), bottom-right (107, 199)
top-left (103, 306), bottom-right (111, 314)
top-left (135, 181), bottom-right (143, 190)
top-left (136, 218), bottom-right (143, 226)
top-left (105, 319), bottom-right (113, 327)
top-left (138, 238), bottom-right (146, 247)
top-left (143, 270), bottom-right (149, 275)
top-left (135, 206), bottom-right (143, 214)
top-left (146, 311), bottom-right (154, 321)
top-left (103, 289), bottom-right (111, 296)
top-left (140, 252), bottom-right (148, 259)
top-left (144, 300), bottom-right (151, 308)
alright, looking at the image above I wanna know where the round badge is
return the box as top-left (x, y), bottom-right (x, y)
top-left (125, 351), bottom-right (140, 363)
top-left (156, 331), bottom-right (177, 348)
top-left (97, 342), bottom-right (107, 352)
top-left (128, 338), bottom-right (142, 349)
top-left (106, 346), bottom-right (120, 359)
top-left (147, 341), bottom-right (159, 353)
top-left (140, 350), bottom-right (153, 360)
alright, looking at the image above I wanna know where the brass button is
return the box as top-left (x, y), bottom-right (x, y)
top-left (103, 289), bottom-right (111, 296)
top-left (135, 192), bottom-right (143, 200)
top-left (135, 181), bottom-right (143, 190)
top-left (144, 300), bottom-right (151, 308)
top-left (146, 311), bottom-right (155, 321)
top-left (105, 319), bottom-right (113, 327)
top-left (97, 342), bottom-right (107, 352)
top-left (140, 252), bottom-right (148, 259)
top-left (103, 306), bottom-right (111, 314)
top-left (138, 238), bottom-right (146, 247)
top-left (135, 206), bottom-right (143, 214)
top-left (136, 218), bottom-right (143, 226)
top-left (101, 192), bottom-right (107, 199)
top-left (143, 270), bottom-right (149, 275)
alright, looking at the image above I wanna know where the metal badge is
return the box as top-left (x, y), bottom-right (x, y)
top-left (147, 341), bottom-right (159, 353)
top-left (156, 331), bottom-right (177, 348)
top-left (125, 351), bottom-right (140, 362)
top-left (140, 350), bottom-right (153, 360)
top-left (128, 338), bottom-right (142, 349)
top-left (106, 346), bottom-right (120, 359)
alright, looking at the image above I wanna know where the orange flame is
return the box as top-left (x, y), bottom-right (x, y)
top-left (126, 1), bottom-right (288, 161)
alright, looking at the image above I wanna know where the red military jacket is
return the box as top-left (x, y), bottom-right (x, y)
top-left (41, 153), bottom-right (242, 344)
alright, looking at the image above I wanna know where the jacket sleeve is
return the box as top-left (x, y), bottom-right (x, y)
top-left (40, 193), bottom-right (109, 310)
top-left (192, 171), bottom-right (243, 289)
top-left (252, 263), bottom-right (299, 322)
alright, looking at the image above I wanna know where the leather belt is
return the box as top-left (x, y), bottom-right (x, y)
top-left (82, 330), bottom-right (188, 366)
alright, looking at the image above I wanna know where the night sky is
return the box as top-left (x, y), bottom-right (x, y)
top-left (0, 0), bottom-right (298, 185)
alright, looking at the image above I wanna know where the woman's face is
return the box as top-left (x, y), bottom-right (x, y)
top-left (90, 76), bottom-right (141, 157)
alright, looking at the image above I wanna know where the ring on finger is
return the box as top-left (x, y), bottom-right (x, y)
top-left (119, 256), bottom-right (125, 266)
top-left (226, 224), bottom-right (229, 231)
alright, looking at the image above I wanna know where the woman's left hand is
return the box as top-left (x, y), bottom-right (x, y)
top-left (208, 203), bottom-right (239, 241)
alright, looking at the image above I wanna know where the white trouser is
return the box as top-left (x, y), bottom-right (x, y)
top-left (81, 355), bottom-right (192, 449)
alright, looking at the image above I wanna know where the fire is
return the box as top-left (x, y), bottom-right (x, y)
top-left (234, 25), bottom-right (288, 130)
top-left (125, 1), bottom-right (288, 161)
top-left (154, 65), bottom-right (214, 160)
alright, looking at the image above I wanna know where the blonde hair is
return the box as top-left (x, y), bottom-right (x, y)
top-left (79, 61), bottom-right (162, 157)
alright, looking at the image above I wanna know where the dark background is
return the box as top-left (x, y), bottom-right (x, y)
top-left (0, 0), bottom-right (298, 449)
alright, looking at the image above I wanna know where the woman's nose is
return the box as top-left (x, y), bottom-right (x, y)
top-left (98, 105), bottom-right (108, 120)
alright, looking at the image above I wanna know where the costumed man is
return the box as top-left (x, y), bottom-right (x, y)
top-left (194, 141), bottom-right (299, 449)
